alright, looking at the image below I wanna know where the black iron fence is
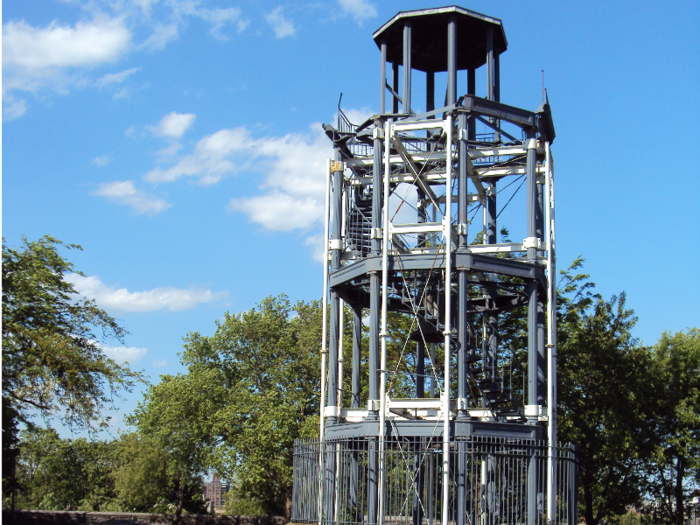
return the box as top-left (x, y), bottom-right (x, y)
top-left (293, 435), bottom-right (577, 525)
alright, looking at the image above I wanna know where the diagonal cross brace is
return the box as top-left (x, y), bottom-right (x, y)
top-left (390, 135), bottom-right (442, 215)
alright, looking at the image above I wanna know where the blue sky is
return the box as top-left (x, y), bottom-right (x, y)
top-left (3, 0), bottom-right (699, 436)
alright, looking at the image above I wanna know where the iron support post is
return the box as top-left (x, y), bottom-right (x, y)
top-left (442, 113), bottom-right (453, 525)
top-left (351, 305), bottom-right (362, 409)
top-left (377, 119), bottom-right (393, 525)
top-left (380, 41), bottom-right (387, 115)
top-left (327, 152), bottom-right (343, 426)
top-left (545, 142), bottom-right (558, 522)
top-left (318, 159), bottom-right (332, 525)
top-left (403, 23), bottom-right (412, 114)
top-left (447, 15), bottom-right (457, 106)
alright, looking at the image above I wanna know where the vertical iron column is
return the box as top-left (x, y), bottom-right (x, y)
top-left (457, 109), bottom-right (468, 422)
top-left (392, 63), bottom-right (399, 114)
top-left (325, 153), bottom-right (343, 523)
top-left (484, 26), bottom-right (498, 405)
top-left (536, 164), bottom-right (546, 406)
top-left (380, 41), bottom-right (387, 115)
top-left (525, 125), bottom-right (539, 525)
top-left (403, 22), bottom-right (412, 114)
top-left (544, 142), bottom-right (557, 523)
top-left (366, 118), bottom-right (383, 525)
top-left (416, 187), bottom-right (427, 399)
top-left (525, 126), bottom-right (539, 410)
top-left (327, 153), bottom-right (343, 426)
top-left (442, 112), bottom-right (454, 525)
top-left (426, 72), bottom-right (435, 114)
top-left (317, 159), bottom-right (332, 525)
top-left (368, 118), bottom-right (383, 420)
top-left (351, 305), bottom-right (362, 409)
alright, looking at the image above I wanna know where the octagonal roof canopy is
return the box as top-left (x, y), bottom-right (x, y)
top-left (372, 6), bottom-right (507, 73)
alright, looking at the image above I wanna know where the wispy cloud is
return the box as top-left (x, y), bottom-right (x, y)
top-left (140, 22), bottom-right (179, 52)
top-left (152, 359), bottom-right (168, 368)
top-left (336, 0), bottom-right (378, 24)
top-left (93, 155), bottom-right (111, 167)
top-left (100, 344), bottom-right (148, 364)
top-left (265, 7), bottom-right (295, 38)
top-left (96, 67), bottom-right (141, 88)
top-left (69, 274), bottom-right (227, 313)
top-left (93, 180), bottom-right (171, 215)
top-left (147, 111), bottom-right (196, 139)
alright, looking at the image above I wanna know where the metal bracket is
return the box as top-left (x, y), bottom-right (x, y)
top-left (329, 239), bottom-right (343, 251)
top-left (526, 138), bottom-right (538, 150)
top-left (370, 227), bottom-right (382, 239)
top-left (458, 128), bottom-right (468, 141)
top-left (457, 223), bottom-right (468, 235)
top-left (368, 399), bottom-right (380, 411)
top-left (330, 160), bottom-right (345, 172)
top-left (324, 405), bottom-right (339, 417)
top-left (441, 216), bottom-right (451, 231)
top-left (457, 397), bottom-right (468, 410)
top-left (524, 404), bottom-right (542, 417)
top-left (372, 127), bottom-right (385, 140)
top-left (523, 236), bottom-right (542, 249)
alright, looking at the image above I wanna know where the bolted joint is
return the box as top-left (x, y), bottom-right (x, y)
top-left (370, 227), bottom-right (383, 239)
top-left (330, 160), bottom-right (345, 173)
top-left (324, 406), bottom-right (339, 417)
top-left (523, 236), bottom-right (542, 249)
top-left (372, 127), bottom-right (385, 140)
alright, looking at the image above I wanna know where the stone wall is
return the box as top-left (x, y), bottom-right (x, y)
top-left (1, 510), bottom-right (287, 525)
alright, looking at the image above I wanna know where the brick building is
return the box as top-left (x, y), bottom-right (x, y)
top-left (204, 473), bottom-right (230, 512)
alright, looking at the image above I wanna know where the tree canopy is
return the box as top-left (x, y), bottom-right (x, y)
top-left (2, 236), bottom-right (141, 429)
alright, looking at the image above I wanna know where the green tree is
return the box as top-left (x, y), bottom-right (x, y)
top-left (128, 373), bottom-right (211, 521)
top-left (2, 236), bottom-right (142, 504)
top-left (2, 401), bottom-right (22, 509)
top-left (9, 427), bottom-right (120, 511)
top-left (166, 294), bottom-right (322, 518)
top-left (557, 260), bottom-right (655, 525)
top-left (644, 329), bottom-right (700, 525)
top-left (111, 432), bottom-right (175, 513)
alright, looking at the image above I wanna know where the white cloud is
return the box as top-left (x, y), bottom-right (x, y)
top-left (139, 4), bottom-right (248, 50)
top-left (156, 142), bottom-right (183, 161)
top-left (3, 96), bottom-right (27, 121)
top-left (197, 7), bottom-right (247, 40)
top-left (100, 344), bottom-right (148, 364)
top-left (338, 107), bottom-right (374, 127)
top-left (93, 180), bottom-right (171, 215)
top-left (143, 127), bottom-right (251, 184)
top-left (69, 274), bottom-right (227, 313)
top-left (230, 191), bottom-right (323, 231)
top-left (96, 67), bottom-right (141, 88)
top-left (265, 7), bottom-right (295, 38)
top-left (304, 234), bottom-right (326, 263)
top-left (140, 22), bottom-right (179, 52)
top-left (152, 359), bottom-right (168, 368)
top-left (3, 18), bottom-right (131, 70)
top-left (148, 111), bottom-right (196, 139)
top-left (2, 16), bottom-right (132, 113)
top-left (143, 120), bottom-right (335, 231)
top-left (93, 155), bottom-right (111, 167)
top-left (337, 0), bottom-right (378, 24)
